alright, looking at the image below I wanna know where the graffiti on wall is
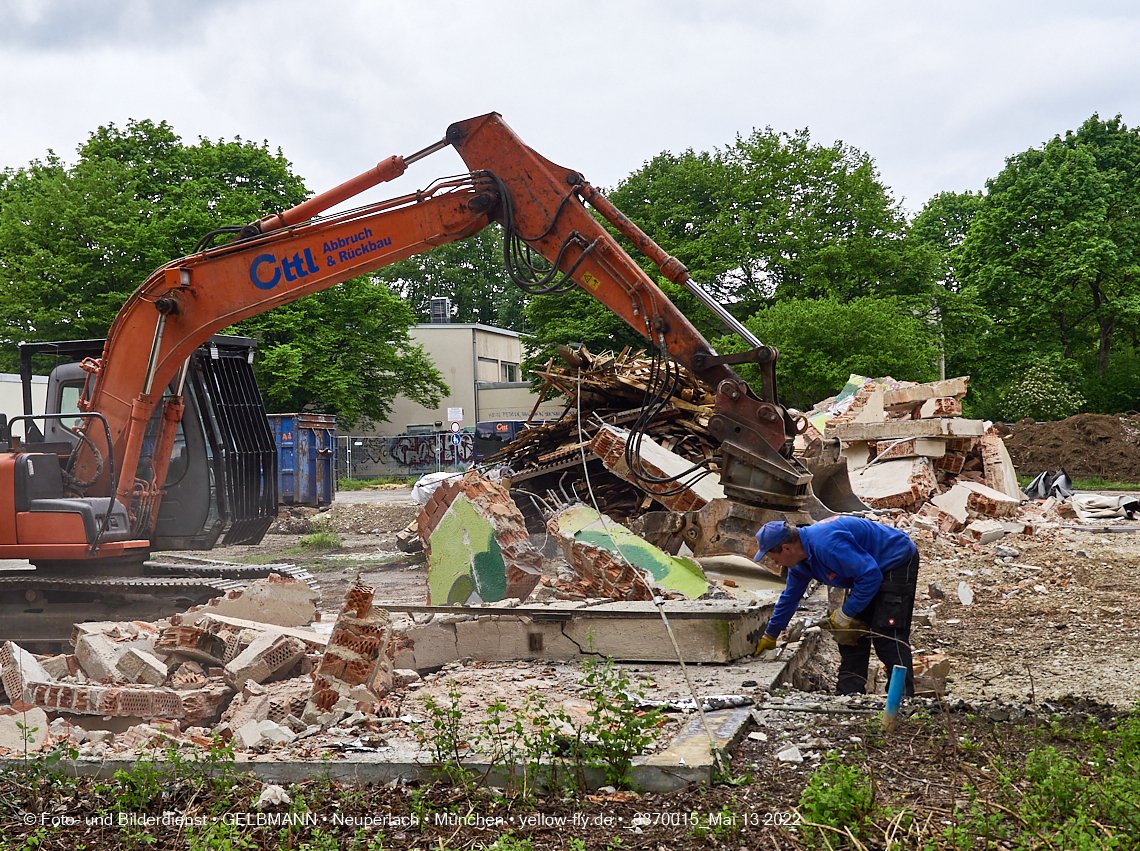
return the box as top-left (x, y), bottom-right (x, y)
top-left (338, 433), bottom-right (473, 478)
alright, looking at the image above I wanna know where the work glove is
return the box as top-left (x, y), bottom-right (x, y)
top-left (826, 609), bottom-right (869, 646)
top-left (753, 633), bottom-right (778, 656)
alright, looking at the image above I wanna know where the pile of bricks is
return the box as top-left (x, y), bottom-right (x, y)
top-left (542, 539), bottom-right (654, 601)
top-left (303, 582), bottom-right (394, 725)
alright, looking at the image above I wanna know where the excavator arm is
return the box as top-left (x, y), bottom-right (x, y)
top-left (72, 112), bottom-right (820, 545)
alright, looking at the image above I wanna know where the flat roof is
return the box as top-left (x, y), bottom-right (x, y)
top-left (413, 323), bottom-right (521, 338)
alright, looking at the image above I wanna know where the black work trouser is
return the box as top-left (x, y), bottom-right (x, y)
top-left (836, 548), bottom-right (919, 697)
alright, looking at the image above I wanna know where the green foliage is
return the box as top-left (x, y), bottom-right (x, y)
top-left (949, 114), bottom-right (1140, 416)
top-left (717, 295), bottom-right (939, 409)
top-left (607, 128), bottom-right (921, 312)
top-left (413, 659), bottom-right (661, 794)
top-left (1001, 360), bottom-right (1086, 421)
top-left (375, 225), bottom-right (527, 330)
top-left (797, 753), bottom-right (876, 846)
top-left (0, 119), bottom-right (447, 428)
top-left (0, 119), bottom-right (307, 368)
top-left (337, 475), bottom-right (418, 490)
top-left (577, 656), bottom-right (663, 789)
top-left (185, 820), bottom-right (255, 851)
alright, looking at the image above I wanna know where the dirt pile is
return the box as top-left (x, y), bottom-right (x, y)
top-left (1002, 414), bottom-right (1140, 482)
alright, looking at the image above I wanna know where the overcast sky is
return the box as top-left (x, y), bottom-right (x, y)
top-left (0, 1), bottom-right (1137, 216)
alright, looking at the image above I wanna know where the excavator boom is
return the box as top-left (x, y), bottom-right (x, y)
top-left (39, 112), bottom-right (827, 561)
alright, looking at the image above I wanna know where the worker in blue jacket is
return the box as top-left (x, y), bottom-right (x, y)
top-left (753, 517), bottom-right (919, 696)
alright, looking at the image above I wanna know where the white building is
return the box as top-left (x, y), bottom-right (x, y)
top-left (373, 322), bottom-right (564, 435)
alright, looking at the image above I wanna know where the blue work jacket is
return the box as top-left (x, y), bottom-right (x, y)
top-left (763, 517), bottom-right (917, 638)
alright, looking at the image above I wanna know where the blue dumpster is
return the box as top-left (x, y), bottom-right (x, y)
top-left (268, 413), bottom-right (336, 506)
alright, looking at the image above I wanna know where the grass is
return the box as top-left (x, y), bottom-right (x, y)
top-left (338, 475), bottom-right (418, 490)
top-left (299, 519), bottom-right (342, 550)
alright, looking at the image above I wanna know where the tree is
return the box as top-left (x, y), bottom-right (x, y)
top-left (716, 296), bottom-right (940, 410)
top-left (235, 276), bottom-right (447, 427)
top-left (0, 119), bottom-right (446, 426)
top-left (959, 114), bottom-right (1140, 414)
top-left (606, 128), bottom-right (922, 319)
top-left (374, 225), bottom-right (528, 330)
top-left (0, 120), bottom-right (308, 356)
top-left (910, 191), bottom-right (992, 404)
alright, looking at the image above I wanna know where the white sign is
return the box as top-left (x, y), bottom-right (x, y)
top-left (447, 407), bottom-right (463, 422)
top-left (450, 421), bottom-right (461, 434)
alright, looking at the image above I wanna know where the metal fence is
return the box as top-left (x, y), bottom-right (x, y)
top-left (336, 433), bottom-right (474, 479)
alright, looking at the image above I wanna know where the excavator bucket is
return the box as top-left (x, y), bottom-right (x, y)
top-left (803, 454), bottom-right (870, 518)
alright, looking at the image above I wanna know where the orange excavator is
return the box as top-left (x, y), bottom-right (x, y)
top-left (3, 113), bottom-right (862, 642)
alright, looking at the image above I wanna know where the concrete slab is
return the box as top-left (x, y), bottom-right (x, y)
top-left (591, 424), bottom-right (725, 512)
top-left (393, 599), bottom-right (776, 667)
top-left (849, 457), bottom-right (937, 509)
top-left (883, 377), bottom-right (969, 411)
top-left (831, 418), bottom-right (985, 442)
top-left (183, 575), bottom-right (319, 629)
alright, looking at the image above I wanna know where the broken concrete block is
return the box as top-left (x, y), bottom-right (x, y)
top-left (156, 625), bottom-right (226, 665)
top-left (116, 648), bottom-right (169, 686)
top-left (40, 655), bottom-right (78, 681)
top-left (548, 503), bottom-right (708, 600)
top-left (957, 481), bottom-right (1020, 518)
top-left (849, 457), bottom-right (937, 510)
top-left (964, 519), bottom-right (1006, 544)
top-left (0, 642), bottom-right (51, 704)
top-left (915, 397), bottom-right (963, 419)
top-left (426, 494), bottom-right (539, 604)
top-left (874, 437), bottom-right (947, 461)
top-left (851, 385), bottom-right (886, 423)
top-left (304, 582), bottom-right (393, 725)
top-left (0, 707), bottom-right (49, 753)
top-left (75, 631), bottom-right (157, 682)
top-left (841, 441), bottom-right (871, 471)
top-left (192, 614), bottom-right (326, 653)
top-left (179, 683), bottom-right (233, 725)
top-left (831, 418), bottom-right (985, 443)
top-left (183, 574), bottom-right (319, 629)
top-left (980, 434), bottom-right (1023, 501)
top-left (121, 723), bottom-right (164, 749)
top-left (590, 424), bottom-right (725, 512)
top-left (419, 471), bottom-right (543, 606)
top-left (957, 582), bottom-right (975, 606)
top-left (223, 632), bottom-right (306, 688)
top-left (170, 661), bottom-right (208, 690)
top-left (883, 377), bottom-right (969, 412)
top-left (234, 718), bottom-right (293, 751)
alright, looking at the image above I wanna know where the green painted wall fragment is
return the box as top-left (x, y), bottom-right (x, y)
top-left (427, 495), bottom-right (508, 604)
top-left (556, 504), bottom-right (708, 599)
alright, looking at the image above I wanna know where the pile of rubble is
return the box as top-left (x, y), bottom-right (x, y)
top-left (0, 575), bottom-right (404, 757)
top-left (812, 376), bottom-right (1051, 546)
top-left (487, 345), bottom-right (719, 522)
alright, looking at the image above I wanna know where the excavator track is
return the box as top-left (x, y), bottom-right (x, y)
top-left (0, 557), bottom-right (319, 654)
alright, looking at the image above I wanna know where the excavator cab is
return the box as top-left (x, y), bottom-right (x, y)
top-left (18, 334), bottom-right (277, 555)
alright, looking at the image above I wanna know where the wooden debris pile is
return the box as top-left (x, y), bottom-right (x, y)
top-left (485, 345), bottom-right (719, 521)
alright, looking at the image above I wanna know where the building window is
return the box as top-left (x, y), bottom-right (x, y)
top-left (501, 362), bottom-right (519, 382)
top-left (477, 357), bottom-right (499, 382)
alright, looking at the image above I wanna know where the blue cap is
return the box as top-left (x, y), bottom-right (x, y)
top-left (754, 521), bottom-right (790, 562)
